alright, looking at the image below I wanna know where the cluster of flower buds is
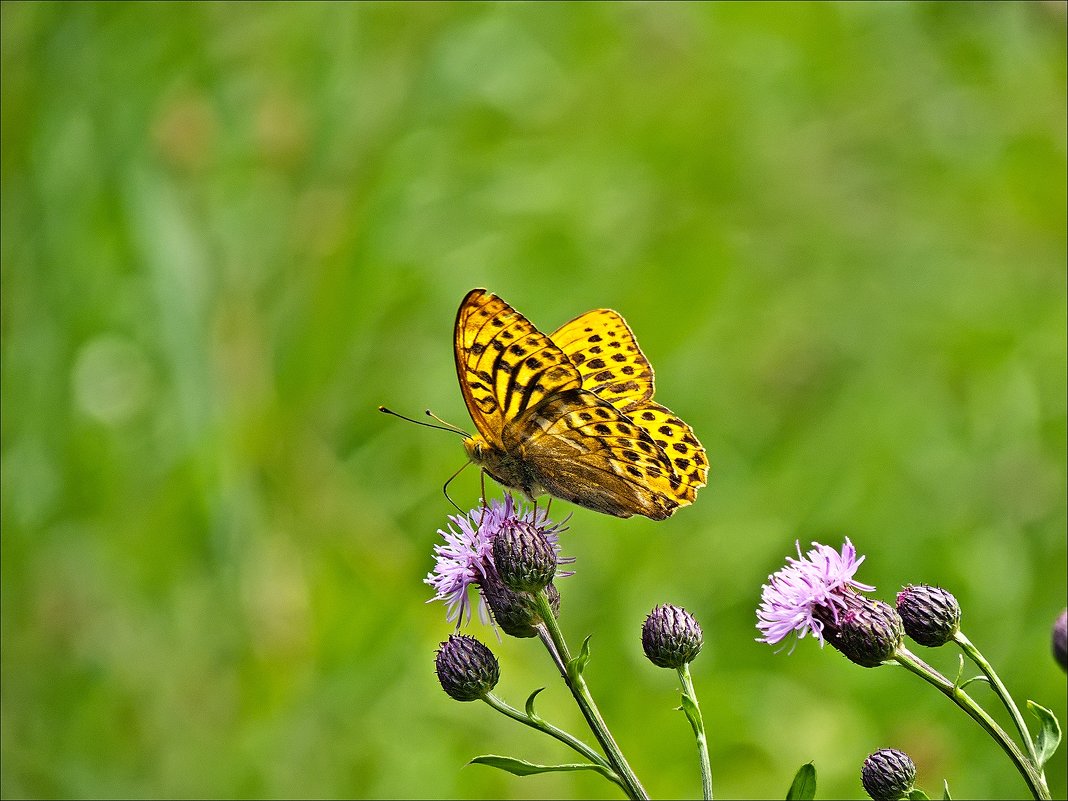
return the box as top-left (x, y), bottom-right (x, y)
top-left (756, 540), bottom-right (983, 668)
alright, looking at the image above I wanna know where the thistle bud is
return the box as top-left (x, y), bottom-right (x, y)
top-left (434, 634), bottom-right (500, 702)
top-left (1053, 608), bottom-right (1067, 672)
top-left (815, 592), bottom-right (903, 668)
top-left (896, 584), bottom-right (962, 647)
top-left (642, 604), bottom-right (704, 669)
top-left (492, 519), bottom-right (557, 593)
top-left (861, 748), bottom-right (916, 800)
top-left (480, 570), bottom-right (561, 639)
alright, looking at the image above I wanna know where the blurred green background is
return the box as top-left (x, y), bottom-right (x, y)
top-left (2, 2), bottom-right (1065, 799)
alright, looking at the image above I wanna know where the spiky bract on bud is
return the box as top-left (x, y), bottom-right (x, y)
top-left (492, 519), bottom-right (557, 593)
top-left (896, 584), bottom-right (961, 647)
top-left (642, 604), bottom-right (703, 669)
top-left (861, 748), bottom-right (916, 800)
top-left (814, 592), bottom-right (903, 668)
top-left (1053, 608), bottom-right (1067, 672)
top-left (435, 634), bottom-right (500, 702)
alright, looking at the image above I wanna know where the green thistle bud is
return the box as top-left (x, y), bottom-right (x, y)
top-left (434, 634), bottom-right (500, 702)
top-left (642, 604), bottom-right (704, 669)
top-left (861, 748), bottom-right (916, 800)
top-left (896, 584), bottom-right (961, 647)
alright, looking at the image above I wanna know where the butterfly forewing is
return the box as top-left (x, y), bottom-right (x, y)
top-left (550, 309), bottom-right (654, 412)
top-left (455, 289), bottom-right (582, 442)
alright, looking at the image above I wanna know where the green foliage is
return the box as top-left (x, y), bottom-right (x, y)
top-left (469, 755), bottom-right (611, 780)
top-left (786, 762), bottom-right (816, 800)
top-left (2, 2), bottom-right (1065, 799)
top-left (1029, 700), bottom-right (1063, 769)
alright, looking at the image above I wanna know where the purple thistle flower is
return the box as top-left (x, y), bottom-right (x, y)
top-left (425, 494), bottom-right (572, 627)
top-left (756, 538), bottom-right (876, 649)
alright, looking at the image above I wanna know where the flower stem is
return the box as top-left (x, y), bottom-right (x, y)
top-left (892, 646), bottom-right (1049, 800)
top-left (954, 632), bottom-right (1039, 757)
top-left (480, 692), bottom-right (623, 789)
top-left (534, 591), bottom-right (650, 801)
top-left (677, 662), bottom-right (713, 800)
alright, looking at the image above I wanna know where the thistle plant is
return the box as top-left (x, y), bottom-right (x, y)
top-left (757, 540), bottom-right (1064, 800)
top-left (424, 502), bottom-right (1063, 799)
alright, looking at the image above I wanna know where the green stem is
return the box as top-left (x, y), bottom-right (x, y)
top-left (892, 646), bottom-right (1049, 800)
top-left (480, 692), bottom-right (623, 789)
top-left (678, 662), bottom-right (713, 800)
top-left (954, 632), bottom-right (1041, 761)
top-left (534, 591), bottom-right (650, 801)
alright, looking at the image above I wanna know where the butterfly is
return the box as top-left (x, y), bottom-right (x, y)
top-left (454, 288), bottom-right (707, 520)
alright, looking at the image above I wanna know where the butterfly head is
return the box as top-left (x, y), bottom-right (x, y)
top-left (462, 434), bottom-right (489, 463)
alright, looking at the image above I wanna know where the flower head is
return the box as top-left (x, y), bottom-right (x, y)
top-left (756, 538), bottom-right (876, 649)
top-left (815, 592), bottom-right (904, 667)
top-left (861, 748), bottom-right (917, 800)
top-left (434, 634), bottom-right (500, 701)
top-left (493, 518), bottom-right (558, 593)
top-left (642, 604), bottom-right (704, 669)
top-left (1053, 608), bottom-right (1067, 672)
top-left (425, 494), bottom-right (571, 627)
top-left (896, 584), bottom-right (961, 647)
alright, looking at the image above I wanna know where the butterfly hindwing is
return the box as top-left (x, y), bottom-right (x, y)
top-left (626, 401), bottom-right (708, 504)
top-left (550, 309), bottom-right (654, 411)
top-left (507, 389), bottom-right (682, 520)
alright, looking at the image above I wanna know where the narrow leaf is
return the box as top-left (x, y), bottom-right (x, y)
top-left (942, 779), bottom-right (952, 800)
top-left (469, 755), bottom-right (606, 777)
top-left (679, 693), bottom-right (703, 735)
top-left (1028, 700), bottom-right (1062, 767)
top-left (525, 687), bottom-right (546, 722)
top-left (786, 762), bottom-right (816, 800)
top-left (952, 654), bottom-right (966, 690)
top-left (958, 675), bottom-right (990, 690)
top-left (906, 789), bottom-right (930, 800)
top-left (569, 635), bottom-right (592, 677)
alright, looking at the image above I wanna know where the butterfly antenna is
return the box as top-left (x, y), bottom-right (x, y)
top-left (424, 409), bottom-right (471, 438)
top-left (442, 460), bottom-right (470, 515)
top-left (378, 406), bottom-right (469, 438)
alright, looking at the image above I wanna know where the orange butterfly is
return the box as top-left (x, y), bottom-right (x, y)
top-left (454, 289), bottom-right (707, 520)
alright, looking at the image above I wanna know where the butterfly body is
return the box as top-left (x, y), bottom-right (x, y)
top-left (455, 289), bottom-right (707, 520)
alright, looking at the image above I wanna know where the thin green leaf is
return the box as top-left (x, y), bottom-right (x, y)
top-left (679, 692), bottom-right (703, 735)
top-left (942, 778), bottom-right (952, 800)
top-left (906, 789), bottom-right (930, 800)
top-left (785, 762), bottom-right (816, 800)
top-left (469, 755), bottom-right (607, 777)
top-left (952, 655), bottom-right (966, 690)
top-left (1028, 700), bottom-right (1062, 767)
top-left (958, 675), bottom-right (990, 690)
top-left (524, 687), bottom-right (546, 722)
top-left (569, 635), bottom-right (592, 678)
